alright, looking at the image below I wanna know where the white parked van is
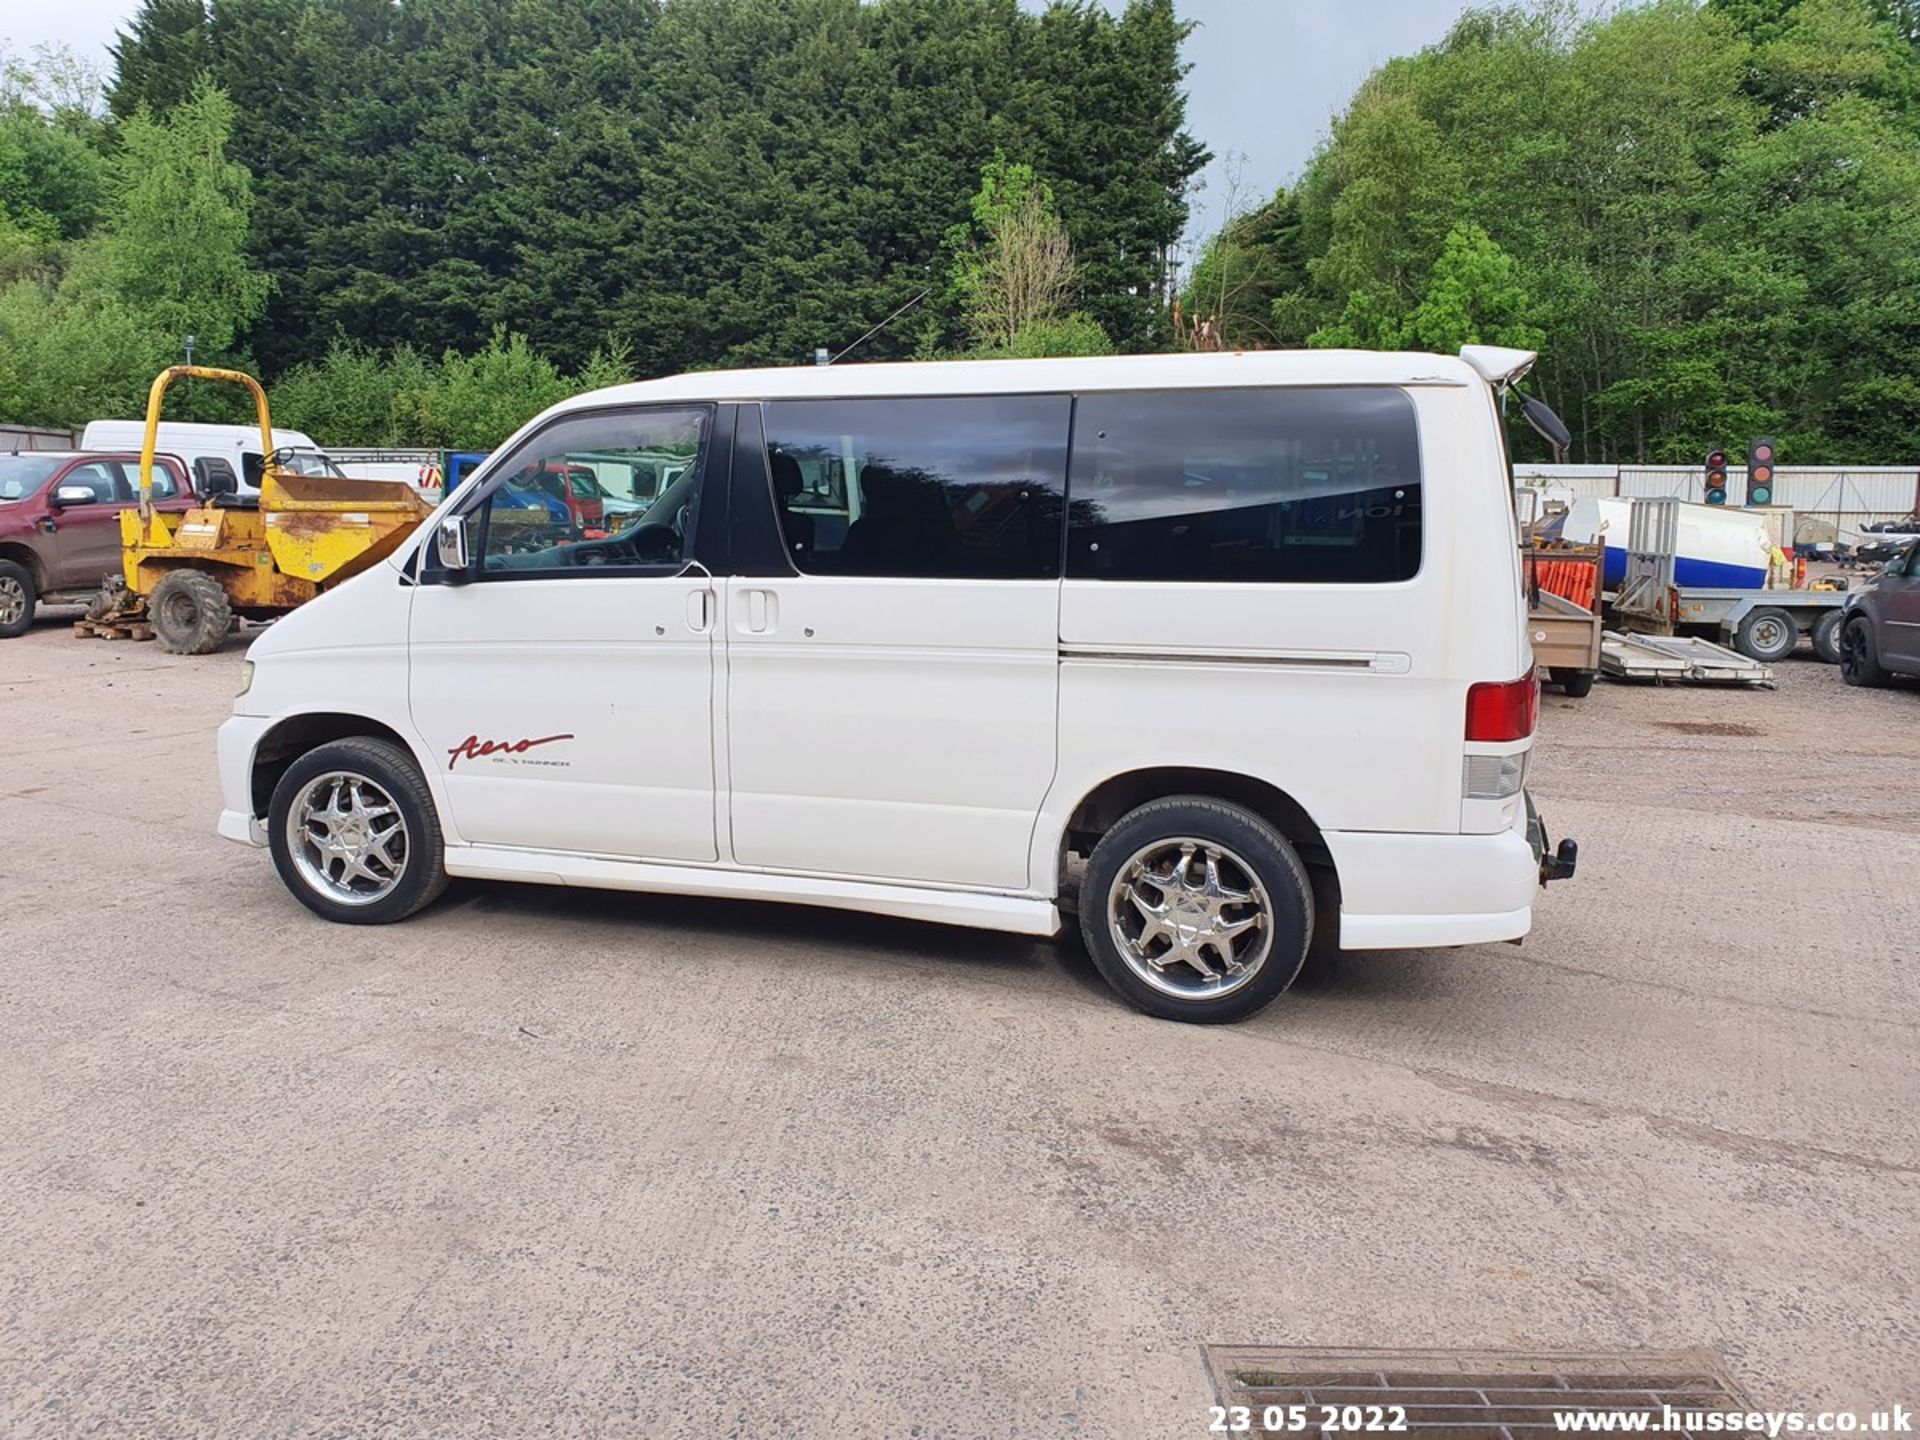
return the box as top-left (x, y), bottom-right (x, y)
top-left (80, 418), bottom-right (325, 499)
top-left (215, 346), bottom-right (1576, 1023)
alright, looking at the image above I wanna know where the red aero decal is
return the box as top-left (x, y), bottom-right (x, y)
top-left (446, 733), bottom-right (575, 769)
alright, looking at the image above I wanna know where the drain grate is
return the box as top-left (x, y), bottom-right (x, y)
top-left (1202, 1347), bottom-right (1760, 1439)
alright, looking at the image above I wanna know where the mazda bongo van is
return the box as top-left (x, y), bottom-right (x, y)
top-left (216, 346), bottom-right (1576, 1023)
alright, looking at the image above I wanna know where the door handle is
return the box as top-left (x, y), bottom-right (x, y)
top-left (738, 588), bottom-right (779, 635)
top-left (686, 587), bottom-right (713, 633)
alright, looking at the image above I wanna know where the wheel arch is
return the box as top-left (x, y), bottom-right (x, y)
top-left (249, 711), bottom-right (424, 819)
top-left (0, 541), bottom-right (48, 590)
top-left (1051, 766), bottom-right (1340, 944)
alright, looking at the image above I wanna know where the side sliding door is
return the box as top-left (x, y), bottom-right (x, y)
top-left (722, 394), bottom-right (1069, 890)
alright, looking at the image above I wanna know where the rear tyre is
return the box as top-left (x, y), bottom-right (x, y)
top-left (268, 737), bottom-right (449, 925)
top-left (1549, 666), bottom-right (1596, 698)
top-left (149, 569), bottom-right (234, 654)
top-left (1810, 609), bottom-right (1844, 665)
top-left (1734, 606), bottom-right (1798, 662)
top-left (0, 559), bottom-right (35, 638)
top-left (1840, 614), bottom-right (1890, 688)
top-left (1080, 796), bottom-right (1312, 1025)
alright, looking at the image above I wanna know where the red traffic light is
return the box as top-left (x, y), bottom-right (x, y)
top-left (1751, 443), bottom-right (1774, 463)
top-left (1706, 450), bottom-right (1728, 469)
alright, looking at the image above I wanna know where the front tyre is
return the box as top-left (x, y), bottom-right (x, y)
top-left (1080, 796), bottom-right (1312, 1025)
top-left (149, 569), bottom-right (234, 654)
top-left (268, 737), bottom-right (450, 924)
top-left (0, 559), bottom-right (35, 638)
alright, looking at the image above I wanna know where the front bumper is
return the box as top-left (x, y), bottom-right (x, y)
top-left (215, 713), bottom-right (274, 849)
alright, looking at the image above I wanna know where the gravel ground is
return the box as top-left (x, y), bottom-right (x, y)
top-left (1, 619), bottom-right (1915, 1438)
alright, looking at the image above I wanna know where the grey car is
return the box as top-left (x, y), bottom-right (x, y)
top-left (1840, 539), bottom-right (1920, 686)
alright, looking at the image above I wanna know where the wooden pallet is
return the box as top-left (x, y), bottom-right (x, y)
top-left (72, 615), bottom-right (154, 641)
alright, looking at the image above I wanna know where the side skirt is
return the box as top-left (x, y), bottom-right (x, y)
top-left (442, 846), bottom-right (1064, 937)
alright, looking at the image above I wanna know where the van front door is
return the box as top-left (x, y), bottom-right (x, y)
top-left (723, 395), bottom-right (1069, 890)
top-left (408, 404), bottom-right (721, 862)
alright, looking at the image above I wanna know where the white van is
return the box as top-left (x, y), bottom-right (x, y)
top-left (215, 346), bottom-right (1576, 1023)
top-left (80, 419), bottom-right (325, 499)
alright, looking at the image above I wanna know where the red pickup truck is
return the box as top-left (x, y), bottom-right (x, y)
top-left (0, 451), bottom-right (195, 638)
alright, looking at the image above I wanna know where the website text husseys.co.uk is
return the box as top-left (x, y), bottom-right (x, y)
top-left (1555, 1404), bottom-right (1914, 1436)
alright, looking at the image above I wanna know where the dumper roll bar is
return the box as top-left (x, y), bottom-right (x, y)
top-left (138, 365), bottom-right (277, 521)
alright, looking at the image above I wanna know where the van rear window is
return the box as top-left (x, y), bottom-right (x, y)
top-left (1065, 386), bottom-right (1421, 584)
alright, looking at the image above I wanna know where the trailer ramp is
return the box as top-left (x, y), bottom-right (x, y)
top-left (1600, 630), bottom-right (1775, 686)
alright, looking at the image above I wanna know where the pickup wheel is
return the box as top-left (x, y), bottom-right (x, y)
top-left (0, 559), bottom-right (35, 638)
top-left (1733, 606), bottom-right (1798, 662)
top-left (1080, 796), bottom-right (1312, 1025)
top-left (149, 569), bottom-right (234, 654)
top-left (1810, 609), bottom-right (1845, 665)
top-left (268, 737), bottom-right (450, 924)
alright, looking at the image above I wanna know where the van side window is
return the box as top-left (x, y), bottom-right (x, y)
top-left (762, 396), bottom-right (1070, 579)
top-left (1066, 387), bottom-right (1422, 584)
top-left (467, 406), bottom-right (710, 576)
top-left (59, 461), bottom-right (127, 504)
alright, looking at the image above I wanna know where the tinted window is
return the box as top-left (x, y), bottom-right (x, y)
top-left (763, 396), bottom-right (1070, 579)
top-left (1066, 387), bottom-right (1422, 584)
top-left (469, 406), bottom-right (709, 575)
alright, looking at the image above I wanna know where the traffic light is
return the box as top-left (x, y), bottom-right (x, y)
top-left (1704, 448), bottom-right (1729, 505)
top-left (1747, 437), bottom-right (1776, 507)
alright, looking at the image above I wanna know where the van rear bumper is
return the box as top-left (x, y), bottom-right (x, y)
top-left (1325, 821), bottom-right (1539, 951)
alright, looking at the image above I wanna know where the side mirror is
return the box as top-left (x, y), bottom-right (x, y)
top-left (51, 484), bottom-right (94, 508)
top-left (435, 514), bottom-right (473, 581)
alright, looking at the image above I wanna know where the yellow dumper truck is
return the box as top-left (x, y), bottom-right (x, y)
top-left (99, 365), bottom-right (433, 654)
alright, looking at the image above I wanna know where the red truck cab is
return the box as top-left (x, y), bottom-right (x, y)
top-left (0, 451), bottom-right (195, 638)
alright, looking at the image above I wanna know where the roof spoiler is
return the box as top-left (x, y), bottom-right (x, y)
top-left (1459, 345), bottom-right (1537, 388)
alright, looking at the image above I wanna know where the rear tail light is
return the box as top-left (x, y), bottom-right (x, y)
top-left (1465, 674), bottom-right (1538, 742)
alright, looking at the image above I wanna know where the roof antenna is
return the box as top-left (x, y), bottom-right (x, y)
top-left (824, 287), bottom-right (932, 366)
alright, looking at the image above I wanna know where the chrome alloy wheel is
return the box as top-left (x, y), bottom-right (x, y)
top-left (0, 574), bottom-right (25, 627)
top-left (286, 771), bottom-right (410, 905)
top-left (1106, 837), bottom-right (1273, 1000)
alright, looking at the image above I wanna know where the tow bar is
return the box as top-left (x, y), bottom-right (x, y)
top-left (1527, 795), bottom-right (1579, 885)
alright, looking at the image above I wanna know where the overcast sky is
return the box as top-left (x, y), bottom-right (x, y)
top-left (5, 0), bottom-right (1493, 246)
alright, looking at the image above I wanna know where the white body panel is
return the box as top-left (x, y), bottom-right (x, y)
top-left (722, 576), bottom-right (1058, 888)
top-left (407, 575), bottom-right (719, 861)
top-left (80, 419), bottom-right (321, 497)
top-left (217, 350), bottom-right (1549, 955)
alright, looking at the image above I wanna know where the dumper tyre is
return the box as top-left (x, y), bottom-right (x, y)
top-left (1840, 614), bottom-right (1890, 688)
top-left (1079, 796), bottom-right (1312, 1025)
top-left (269, 737), bottom-right (450, 925)
top-left (1810, 609), bottom-right (1844, 665)
top-left (1733, 606), bottom-right (1797, 663)
top-left (149, 569), bottom-right (234, 654)
top-left (0, 559), bottom-right (35, 638)
top-left (1549, 666), bottom-right (1596, 698)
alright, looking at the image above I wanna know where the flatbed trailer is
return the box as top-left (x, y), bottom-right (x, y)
top-left (1611, 497), bottom-right (1847, 664)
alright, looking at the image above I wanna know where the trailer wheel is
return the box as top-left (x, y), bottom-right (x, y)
top-left (1810, 609), bottom-right (1844, 665)
top-left (1550, 666), bottom-right (1597, 698)
top-left (149, 569), bottom-right (235, 655)
top-left (1733, 606), bottom-right (1798, 662)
